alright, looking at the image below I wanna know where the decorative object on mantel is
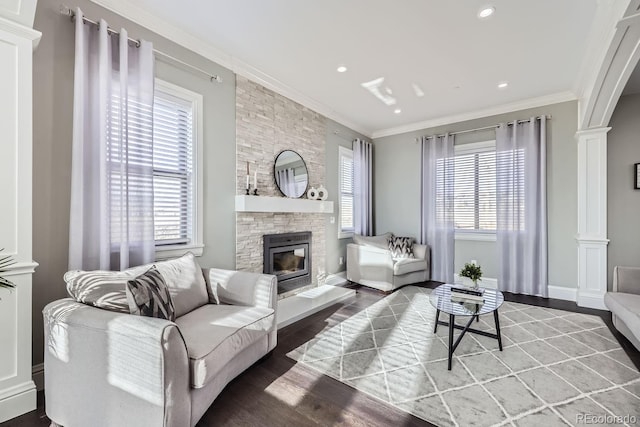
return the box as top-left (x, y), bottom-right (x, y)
top-left (316, 185), bottom-right (328, 201)
top-left (307, 187), bottom-right (318, 200)
top-left (635, 163), bottom-right (640, 189)
top-left (274, 150), bottom-right (309, 198)
top-left (459, 261), bottom-right (482, 288)
top-left (0, 248), bottom-right (16, 297)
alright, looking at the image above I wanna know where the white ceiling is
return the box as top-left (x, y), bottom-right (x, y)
top-left (118, 0), bottom-right (599, 137)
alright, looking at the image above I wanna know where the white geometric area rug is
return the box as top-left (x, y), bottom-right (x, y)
top-left (286, 286), bottom-right (640, 427)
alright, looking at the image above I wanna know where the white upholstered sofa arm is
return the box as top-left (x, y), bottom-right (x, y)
top-left (613, 266), bottom-right (640, 295)
top-left (205, 268), bottom-right (277, 310)
top-left (43, 298), bottom-right (190, 427)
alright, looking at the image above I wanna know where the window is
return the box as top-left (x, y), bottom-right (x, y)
top-left (339, 146), bottom-right (354, 238)
top-left (453, 141), bottom-right (496, 239)
top-left (153, 80), bottom-right (203, 259)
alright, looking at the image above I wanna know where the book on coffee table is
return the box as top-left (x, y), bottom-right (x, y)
top-left (450, 286), bottom-right (484, 297)
top-left (451, 294), bottom-right (485, 304)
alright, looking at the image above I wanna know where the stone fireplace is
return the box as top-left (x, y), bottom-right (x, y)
top-left (235, 76), bottom-right (327, 298)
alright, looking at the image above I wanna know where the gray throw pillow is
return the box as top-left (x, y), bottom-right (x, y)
top-left (126, 266), bottom-right (176, 321)
top-left (388, 236), bottom-right (415, 259)
top-left (353, 232), bottom-right (393, 250)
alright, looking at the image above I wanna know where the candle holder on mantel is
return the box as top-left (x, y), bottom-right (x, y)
top-left (245, 185), bottom-right (251, 196)
top-left (253, 188), bottom-right (259, 196)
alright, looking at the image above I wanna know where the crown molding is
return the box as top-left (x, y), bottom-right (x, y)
top-left (371, 91), bottom-right (577, 139)
top-left (90, 0), bottom-right (372, 137)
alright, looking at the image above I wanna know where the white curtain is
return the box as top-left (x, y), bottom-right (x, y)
top-left (69, 8), bottom-right (155, 271)
top-left (420, 134), bottom-right (455, 283)
top-left (353, 138), bottom-right (373, 236)
top-left (276, 168), bottom-right (296, 197)
top-left (496, 117), bottom-right (547, 297)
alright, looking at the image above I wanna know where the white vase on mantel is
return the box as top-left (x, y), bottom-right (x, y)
top-left (307, 187), bottom-right (318, 200)
top-left (317, 185), bottom-right (328, 201)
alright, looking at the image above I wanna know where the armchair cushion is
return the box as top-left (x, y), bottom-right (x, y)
top-left (353, 232), bottom-right (393, 250)
top-left (126, 266), bottom-right (176, 321)
top-left (393, 258), bottom-right (428, 275)
top-left (176, 304), bottom-right (275, 388)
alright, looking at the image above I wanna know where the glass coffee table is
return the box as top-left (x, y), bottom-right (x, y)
top-left (429, 283), bottom-right (504, 370)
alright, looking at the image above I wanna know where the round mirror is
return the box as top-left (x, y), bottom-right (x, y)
top-left (274, 150), bottom-right (309, 198)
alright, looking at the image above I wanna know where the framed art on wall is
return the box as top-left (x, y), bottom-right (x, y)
top-left (636, 163), bottom-right (640, 189)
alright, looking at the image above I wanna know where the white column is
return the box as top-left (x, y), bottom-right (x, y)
top-left (0, 14), bottom-right (40, 422)
top-left (575, 127), bottom-right (610, 310)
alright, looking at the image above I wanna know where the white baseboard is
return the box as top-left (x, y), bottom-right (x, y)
top-left (548, 286), bottom-right (577, 302)
top-left (32, 363), bottom-right (44, 392)
top-left (577, 291), bottom-right (607, 310)
top-left (0, 381), bottom-right (37, 423)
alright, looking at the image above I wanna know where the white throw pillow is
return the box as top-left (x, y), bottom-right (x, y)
top-left (153, 252), bottom-right (209, 317)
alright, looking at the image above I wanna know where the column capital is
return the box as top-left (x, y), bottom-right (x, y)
top-left (575, 127), bottom-right (612, 139)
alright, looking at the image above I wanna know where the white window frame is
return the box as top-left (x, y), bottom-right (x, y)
top-left (454, 140), bottom-right (497, 242)
top-left (154, 79), bottom-right (204, 260)
top-left (338, 145), bottom-right (355, 239)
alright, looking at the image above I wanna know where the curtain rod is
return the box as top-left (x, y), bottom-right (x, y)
top-left (59, 5), bottom-right (222, 83)
top-left (416, 115), bottom-right (552, 142)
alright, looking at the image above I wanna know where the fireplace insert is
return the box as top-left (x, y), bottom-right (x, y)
top-left (263, 232), bottom-right (312, 294)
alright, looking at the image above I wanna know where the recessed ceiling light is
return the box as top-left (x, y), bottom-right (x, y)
top-left (478, 6), bottom-right (495, 19)
top-left (337, 65), bottom-right (347, 73)
top-left (394, 108), bottom-right (402, 114)
top-left (498, 82), bottom-right (508, 89)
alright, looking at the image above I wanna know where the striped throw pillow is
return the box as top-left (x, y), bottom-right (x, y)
top-left (388, 236), bottom-right (415, 259)
top-left (64, 265), bottom-right (149, 313)
top-left (126, 266), bottom-right (176, 321)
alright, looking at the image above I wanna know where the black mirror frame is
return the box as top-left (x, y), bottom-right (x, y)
top-left (273, 150), bottom-right (309, 198)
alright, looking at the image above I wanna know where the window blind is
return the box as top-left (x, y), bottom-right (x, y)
top-left (152, 91), bottom-right (194, 245)
top-left (453, 145), bottom-right (497, 231)
top-left (107, 94), bottom-right (155, 245)
top-left (339, 148), bottom-right (354, 232)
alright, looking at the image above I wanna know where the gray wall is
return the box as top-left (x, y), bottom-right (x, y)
top-left (607, 93), bottom-right (640, 289)
top-left (31, 1), bottom-right (365, 367)
top-left (373, 101), bottom-right (578, 288)
top-left (324, 121), bottom-right (367, 274)
top-left (32, 0), bottom-right (236, 366)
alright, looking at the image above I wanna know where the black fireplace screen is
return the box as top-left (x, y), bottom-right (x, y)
top-left (263, 232), bottom-right (312, 294)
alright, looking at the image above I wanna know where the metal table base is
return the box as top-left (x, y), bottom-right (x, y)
top-left (434, 309), bottom-right (503, 370)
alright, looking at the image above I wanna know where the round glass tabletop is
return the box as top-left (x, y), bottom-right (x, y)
top-left (429, 283), bottom-right (504, 316)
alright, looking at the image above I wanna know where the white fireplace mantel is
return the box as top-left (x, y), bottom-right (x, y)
top-left (235, 195), bottom-right (334, 214)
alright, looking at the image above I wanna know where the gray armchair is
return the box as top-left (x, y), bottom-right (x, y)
top-left (44, 264), bottom-right (277, 427)
top-left (604, 266), bottom-right (640, 350)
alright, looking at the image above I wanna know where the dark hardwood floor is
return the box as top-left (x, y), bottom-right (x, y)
top-left (4, 281), bottom-right (639, 427)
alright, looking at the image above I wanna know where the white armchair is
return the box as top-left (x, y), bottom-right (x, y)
top-left (346, 234), bottom-right (430, 292)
